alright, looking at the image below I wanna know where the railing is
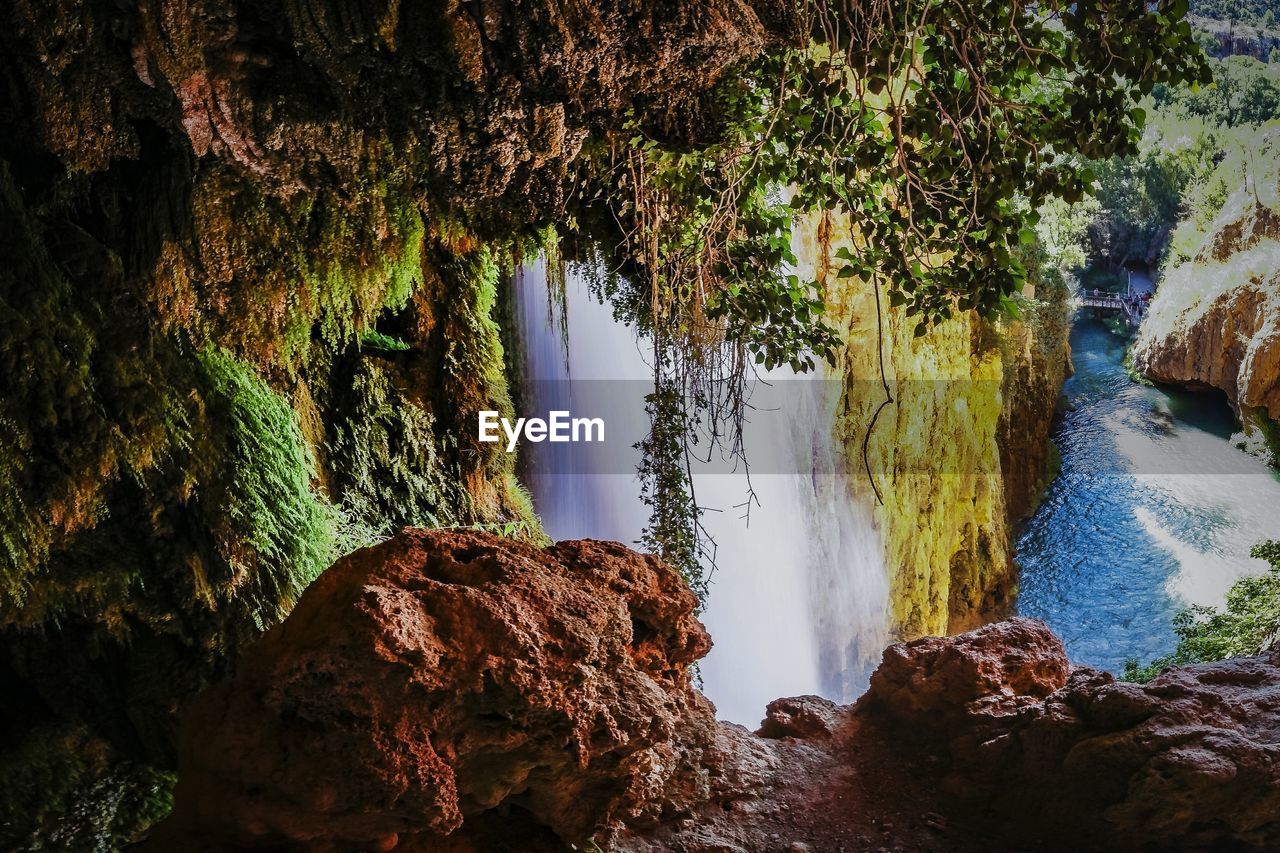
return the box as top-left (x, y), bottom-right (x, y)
top-left (1079, 287), bottom-right (1147, 328)
top-left (1080, 288), bottom-right (1125, 309)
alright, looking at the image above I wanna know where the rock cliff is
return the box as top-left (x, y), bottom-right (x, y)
top-left (799, 214), bottom-right (1072, 639)
top-left (1133, 174), bottom-right (1280, 465)
top-left (1191, 16), bottom-right (1280, 63)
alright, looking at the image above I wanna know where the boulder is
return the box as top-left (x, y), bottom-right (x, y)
top-left (857, 617), bottom-right (1071, 735)
top-left (860, 619), bottom-right (1280, 851)
top-left (155, 529), bottom-right (723, 849)
top-left (757, 695), bottom-right (845, 740)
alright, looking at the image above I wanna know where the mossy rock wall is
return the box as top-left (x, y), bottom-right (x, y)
top-left (797, 213), bottom-right (1072, 639)
top-left (0, 0), bottom-right (794, 846)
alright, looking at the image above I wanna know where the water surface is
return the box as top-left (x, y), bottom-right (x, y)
top-left (1016, 315), bottom-right (1280, 671)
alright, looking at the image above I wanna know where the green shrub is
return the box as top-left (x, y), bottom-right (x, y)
top-left (1124, 540), bottom-right (1280, 681)
top-left (0, 724), bottom-right (173, 852)
top-left (326, 356), bottom-right (454, 533)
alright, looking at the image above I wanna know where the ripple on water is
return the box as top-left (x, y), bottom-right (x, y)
top-left (1016, 316), bottom-right (1280, 672)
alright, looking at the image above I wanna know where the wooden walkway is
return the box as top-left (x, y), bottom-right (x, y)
top-left (1081, 270), bottom-right (1150, 329)
top-left (1081, 289), bottom-right (1125, 310)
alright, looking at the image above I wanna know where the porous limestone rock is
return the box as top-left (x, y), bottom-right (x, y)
top-left (757, 695), bottom-right (845, 740)
top-left (860, 618), bottom-right (1280, 852)
top-left (1133, 179), bottom-right (1280, 454)
top-left (154, 560), bottom-right (1280, 853)
top-left (155, 529), bottom-right (727, 849)
top-left (858, 617), bottom-right (1071, 733)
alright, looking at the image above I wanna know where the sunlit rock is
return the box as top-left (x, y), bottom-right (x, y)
top-left (152, 530), bottom-right (727, 849)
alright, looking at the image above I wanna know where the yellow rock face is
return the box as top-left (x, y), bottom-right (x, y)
top-left (798, 214), bottom-right (1069, 639)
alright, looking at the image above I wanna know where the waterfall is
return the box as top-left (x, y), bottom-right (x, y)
top-left (511, 260), bottom-right (652, 543)
top-left (511, 260), bottom-right (889, 725)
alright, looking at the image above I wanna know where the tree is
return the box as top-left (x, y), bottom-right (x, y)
top-left (580, 0), bottom-right (1209, 584)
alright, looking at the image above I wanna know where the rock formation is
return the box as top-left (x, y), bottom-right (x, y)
top-left (151, 532), bottom-right (1280, 853)
top-left (859, 617), bottom-right (1280, 852)
top-left (152, 529), bottom-right (992, 853)
top-left (1192, 16), bottom-right (1280, 63)
top-left (1133, 171), bottom-right (1280, 464)
top-left (153, 529), bottom-right (729, 849)
top-left (1136, 263), bottom-right (1280, 418)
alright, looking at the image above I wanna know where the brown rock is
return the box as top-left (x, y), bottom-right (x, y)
top-left (1197, 198), bottom-right (1280, 264)
top-left (757, 695), bottom-right (845, 740)
top-left (148, 544), bottom-right (1280, 853)
top-left (857, 617), bottom-right (1070, 735)
top-left (1134, 272), bottom-right (1280, 423)
top-left (859, 618), bottom-right (1280, 852)
top-left (156, 529), bottom-right (723, 849)
top-left (1132, 174), bottom-right (1280, 430)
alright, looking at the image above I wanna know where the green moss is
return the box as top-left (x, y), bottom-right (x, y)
top-left (495, 473), bottom-right (550, 545)
top-left (430, 246), bottom-right (522, 505)
top-left (359, 330), bottom-right (412, 352)
top-left (1252, 408), bottom-right (1280, 467)
top-left (3, 340), bottom-right (337, 638)
top-left (0, 723), bottom-right (173, 852)
top-left (159, 156), bottom-right (426, 367)
top-left (1022, 438), bottom-right (1062, 520)
top-left (0, 162), bottom-right (194, 612)
top-left (194, 348), bottom-right (335, 623)
top-left (1122, 344), bottom-right (1156, 385)
top-left (322, 241), bottom-right (549, 543)
top-left (326, 355), bottom-right (460, 533)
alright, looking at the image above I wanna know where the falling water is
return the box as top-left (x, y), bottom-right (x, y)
top-left (511, 260), bottom-right (652, 543)
top-left (512, 260), bottom-right (889, 725)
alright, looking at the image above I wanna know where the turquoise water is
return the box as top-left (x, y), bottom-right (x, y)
top-left (1015, 314), bottom-right (1280, 672)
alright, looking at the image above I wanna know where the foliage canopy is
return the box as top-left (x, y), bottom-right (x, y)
top-left (580, 0), bottom-right (1208, 582)
top-left (592, 0), bottom-right (1209, 366)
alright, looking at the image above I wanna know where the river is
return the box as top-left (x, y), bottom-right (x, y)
top-left (1015, 312), bottom-right (1280, 671)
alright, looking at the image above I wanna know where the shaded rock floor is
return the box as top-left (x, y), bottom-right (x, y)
top-left (614, 714), bottom-right (989, 853)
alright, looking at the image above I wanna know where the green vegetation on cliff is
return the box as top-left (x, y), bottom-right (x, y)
top-left (193, 348), bottom-right (335, 624)
top-left (1081, 46), bottom-right (1280, 271)
top-left (0, 723), bottom-right (173, 852)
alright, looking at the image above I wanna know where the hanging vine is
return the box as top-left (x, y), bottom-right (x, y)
top-left (566, 0), bottom-right (1208, 595)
